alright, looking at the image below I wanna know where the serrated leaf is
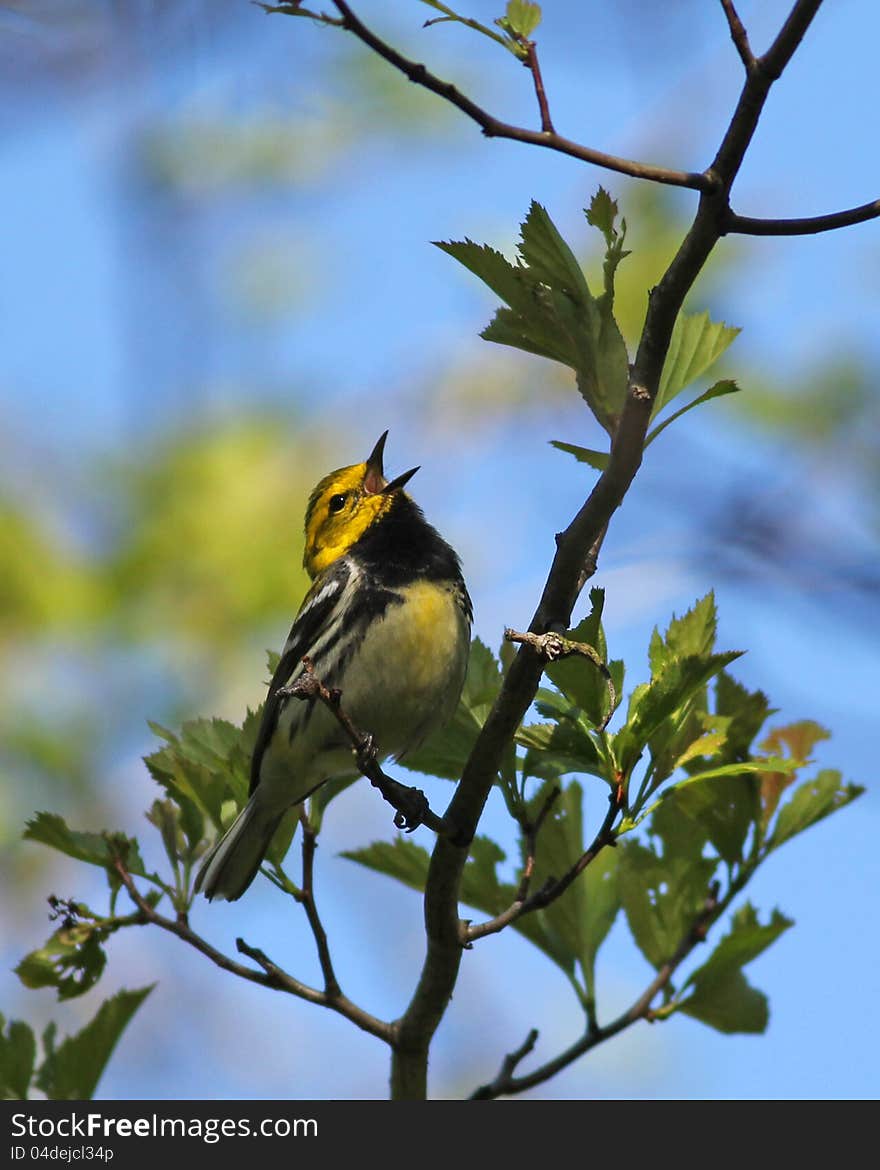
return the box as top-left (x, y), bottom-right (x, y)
top-left (671, 730), bottom-right (728, 772)
top-left (544, 590), bottom-right (615, 727)
top-left (655, 311), bottom-right (740, 416)
top-left (649, 593), bottom-right (718, 675)
top-left (769, 769), bottom-right (864, 850)
top-left (655, 774), bottom-right (757, 864)
top-left (683, 903), bottom-right (793, 992)
top-left (714, 671), bottom-right (775, 762)
top-left (616, 651), bottom-right (743, 777)
top-left (675, 904), bottom-right (792, 1035)
top-left (586, 187), bottom-right (618, 241)
top-left (0, 1016), bottom-right (36, 1099)
top-left (618, 799), bottom-right (717, 971)
top-left (518, 201), bottom-right (592, 305)
top-left (481, 304), bottom-right (573, 366)
top-left (758, 721), bottom-right (831, 827)
top-left (440, 202), bottom-right (629, 430)
top-left (145, 712), bottom-right (255, 832)
top-left (342, 837), bottom-right (431, 893)
top-left (591, 311), bottom-right (629, 426)
top-left (678, 968), bottom-right (768, 1034)
top-left (580, 846), bottom-right (620, 999)
top-left (629, 757), bottom-right (795, 833)
top-left (434, 239), bottom-right (530, 311)
top-left (35, 987), bottom-right (153, 1100)
top-left (645, 380), bottom-right (741, 448)
top-left (515, 719), bottom-right (604, 780)
top-left (22, 813), bottom-right (153, 881)
top-left (549, 440), bottom-right (609, 471)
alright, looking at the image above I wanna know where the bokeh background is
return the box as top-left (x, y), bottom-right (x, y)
top-left (2, 0), bottom-right (878, 1099)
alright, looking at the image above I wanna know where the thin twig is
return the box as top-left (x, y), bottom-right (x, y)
top-left (720, 0), bottom-right (755, 69)
top-left (299, 811), bottom-right (341, 997)
top-left (725, 199), bottom-right (880, 236)
top-left (277, 657), bottom-right (453, 836)
top-left (464, 785), bottom-right (560, 944)
top-left (466, 784), bottom-right (622, 943)
top-left (523, 41), bottom-right (554, 134)
top-left (504, 627), bottom-right (617, 729)
top-left (111, 854), bottom-right (393, 1043)
top-left (328, 1), bottom-right (710, 191)
top-left (471, 883), bottom-right (721, 1099)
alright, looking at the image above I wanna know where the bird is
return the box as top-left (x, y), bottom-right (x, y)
top-left (194, 431), bottom-right (472, 901)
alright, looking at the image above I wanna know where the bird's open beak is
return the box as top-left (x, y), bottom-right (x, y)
top-left (364, 431), bottom-right (418, 495)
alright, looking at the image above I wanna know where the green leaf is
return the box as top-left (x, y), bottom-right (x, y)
top-left (145, 712), bottom-right (256, 833)
top-left (627, 757), bottom-right (795, 835)
top-left (769, 769), bottom-right (864, 850)
top-left (649, 593), bottom-right (718, 675)
top-left (645, 380), bottom-right (741, 448)
top-left (714, 671), bottom-right (775, 762)
top-left (678, 968), bottom-right (769, 1034)
top-left (684, 903), bottom-right (793, 990)
top-left (439, 202), bottom-right (629, 430)
top-left (676, 904), bottom-right (792, 1035)
top-left (341, 837), bottom-right (431, 894)
top-left (616, 650), bottom-right (742, 776)
top-left (16, 923), bottom-right (108, 1002)
top-left (35, 987), bottom-right (154, 1100)
top-left (549, 440), bottom-right (609, 471)
top-left (502, 0), bottom-right (542, 39)
top-left (23, 813), bottom-right (153, 881)
top-left (544, 589), bottom-right (617, 727)
top-left (516, 718), bottom-right (604, 780)
top-left (618, 802), bottom-right (717, 970)
top-left (518, 201), bottom-right (592, 305)
top-left (657, 774), bottom-right (757, 865)
top-left (433, 239), bottom-right (530, 311)
top-left (0, 1016), bottom-right (36, 1099)
top-left (655, 311), bottom-right (740, 416)
top-left (579, 846), bottom-right (620, 999)
top-left (585, 187), bottom-right (619, 242)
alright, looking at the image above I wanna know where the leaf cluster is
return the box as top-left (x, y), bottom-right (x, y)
top-left (440, 192), bottom-right (741, 460)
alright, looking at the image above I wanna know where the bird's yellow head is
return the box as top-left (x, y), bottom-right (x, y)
top-left (303, 432), bottom-right (419, 577)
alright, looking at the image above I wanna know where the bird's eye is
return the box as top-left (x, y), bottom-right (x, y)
top-left (328, 493), bottom-right (347, 514)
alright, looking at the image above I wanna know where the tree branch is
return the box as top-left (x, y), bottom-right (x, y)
top-left (392, 0), bottom-right (828, 1100)
top-left (328, 1), bottom-right (710, 192)
top-left (725, 198), bottom-right (880, 236)
top-left (298, 811), bottom-right (341, 997)
top-left (465, 784), bottom-right (622, 944)
top-left (112, 855), bottom-right (393, 1043)
top-left (470, 883), bottom-right (721, 1099)
top-left (522, 40), bottom-right (554, 134)
top-left (720, 0), bottom-right (755, 69)
top-left (503, 626), bottom-right (616, 729)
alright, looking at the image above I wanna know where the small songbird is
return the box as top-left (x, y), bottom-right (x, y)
top-left (195, 432), bottom-right (472, 901)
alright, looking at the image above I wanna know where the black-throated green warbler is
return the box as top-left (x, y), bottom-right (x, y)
top-left (195, 432), bottom-right (472, 901)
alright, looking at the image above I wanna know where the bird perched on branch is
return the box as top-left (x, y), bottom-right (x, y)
top-left (195, 432), bottom-right (472, 901)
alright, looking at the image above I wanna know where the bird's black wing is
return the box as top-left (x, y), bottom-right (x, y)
top-left (249, 559), bottom-right (352, 795)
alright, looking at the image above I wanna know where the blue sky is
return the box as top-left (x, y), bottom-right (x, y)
top-left (2, 1), bottom-right (878, 1100)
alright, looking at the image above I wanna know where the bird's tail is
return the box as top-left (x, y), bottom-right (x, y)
top-left (194, 796), bottom-right (284, 902)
